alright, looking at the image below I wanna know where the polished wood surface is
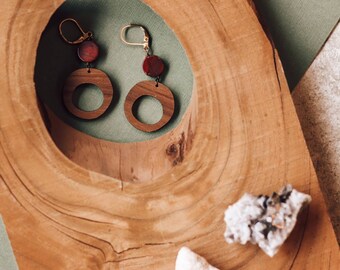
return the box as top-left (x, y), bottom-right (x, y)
top-left (0, 0), bottom-right (339, 269)
top-left (124, 80), bottom-right (175, 132)
top-left (63, 68), bottom-right (114, 119)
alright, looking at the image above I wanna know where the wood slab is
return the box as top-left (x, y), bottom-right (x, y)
top-left (0, 0), bottom-right (339, 269)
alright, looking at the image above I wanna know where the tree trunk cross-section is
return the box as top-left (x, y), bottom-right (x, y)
top-left (0, 0), bottom-right (339, 269)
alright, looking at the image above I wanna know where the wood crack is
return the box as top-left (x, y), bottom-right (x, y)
top-left (288, 206), bottom-right (310, 270)
top-left (288, 163), bottom-right (312, 269)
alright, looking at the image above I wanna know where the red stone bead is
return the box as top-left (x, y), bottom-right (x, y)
top-left (78, 41), bottom-right (99, 63)
top-left (142, 55), bottom-right (165, 77)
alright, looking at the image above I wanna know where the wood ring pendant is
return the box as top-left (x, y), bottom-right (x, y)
top-left (124, 80), bottom-right (175, 132)
top-left (63, 68), bottom-right (114, 120)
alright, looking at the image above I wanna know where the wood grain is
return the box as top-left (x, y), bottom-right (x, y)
top-left (0, 0), bottom-right (339, 269)
top-left (63, 68), bottom-right (114, 120)
top-left (124, 80), bottom-right (175, 132)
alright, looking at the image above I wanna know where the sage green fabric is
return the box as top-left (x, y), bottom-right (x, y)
top-left (254, 0), bottom-right (340, 90)
top-left (0, 216), bottom-right (19, 270)
top-left (35, 0), bottom-right (194, 143)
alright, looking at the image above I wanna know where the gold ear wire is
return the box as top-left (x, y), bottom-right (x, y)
top-left (59, 18), bottom-right (93, 45)
top-left (120, 24), bottom-right (150, 54)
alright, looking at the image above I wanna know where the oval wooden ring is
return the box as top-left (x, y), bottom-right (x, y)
top-left (3, 1), bottom-right (338, 269)
top-left (124, 80), bottom-right (175, 132)
top-left (63, 68), bottom-right (114, 120)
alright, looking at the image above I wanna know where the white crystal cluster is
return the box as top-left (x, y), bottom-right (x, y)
top-left (224, 185), bottom-right (311, 257)
top-left (175, 247), bottom-right (219, 270)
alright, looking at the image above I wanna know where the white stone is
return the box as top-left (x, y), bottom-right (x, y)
top-left (224, 185), bottom-right (311, 257)
top-left (175, 247), bottom-right (219, 270)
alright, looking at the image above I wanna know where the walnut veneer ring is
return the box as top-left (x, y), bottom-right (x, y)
top-left (63, 68), bottom-right (114, 120)
top-left (124, 81), bottom-right (175, 132)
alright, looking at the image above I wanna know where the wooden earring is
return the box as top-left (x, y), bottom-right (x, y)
top-left (59, 18), bottom-right (114, 120)
top-left (120, 24), bottom-right (175, 132)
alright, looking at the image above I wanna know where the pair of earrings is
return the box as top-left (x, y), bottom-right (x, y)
top-left (59, 18), bottom-right (175, 133)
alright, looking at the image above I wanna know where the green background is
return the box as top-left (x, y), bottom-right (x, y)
top-left (0, 216), bottom-right (18, 270)
top-left (254, 0), bottom-right (340, 89)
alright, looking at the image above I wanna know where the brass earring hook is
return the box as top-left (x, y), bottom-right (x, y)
top-left (59, 18), bottom-right (93, 45)
top-left (120, 24), bottom-right (150, 54)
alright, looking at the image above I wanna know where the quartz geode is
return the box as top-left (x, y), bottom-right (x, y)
top-left (224, 185), bottom-right (311, 257)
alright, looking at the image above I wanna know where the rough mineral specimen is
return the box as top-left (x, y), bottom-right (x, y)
top-left (175, 247), bottom-right (219, 270)
top-left (224, 185), bottom-right (311, 257)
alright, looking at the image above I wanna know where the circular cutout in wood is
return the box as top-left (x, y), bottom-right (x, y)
top-left (124, 80), bottom-right (175, 132)
top-left (63, 68), bottom-right (114, 120)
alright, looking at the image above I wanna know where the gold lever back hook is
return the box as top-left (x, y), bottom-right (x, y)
top-left (120, 24), bottom-right (151, 54)
top-left (59, 18), bottom-right (93, 45)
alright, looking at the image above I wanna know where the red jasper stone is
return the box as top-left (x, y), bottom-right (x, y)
top-left (142, 55), bottom-right (165, 77)
top-left (78, 41), bottom-right (99, 63)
